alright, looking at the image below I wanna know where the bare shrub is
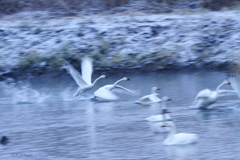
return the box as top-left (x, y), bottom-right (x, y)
top-left (202, 0), bottom-right (240, 10)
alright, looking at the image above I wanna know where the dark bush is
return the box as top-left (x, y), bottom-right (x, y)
top-left (0, 0), bottom-right (132, 14)
top-left (0, 0), bottom-right (21, 14)
top-left (202, 0), bottom-right (240, 10)
top-left (1, 0), bottom-right (240, 15)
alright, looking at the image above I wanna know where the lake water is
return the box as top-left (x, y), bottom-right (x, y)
top-left (1, 71), bottom-right (240, 160)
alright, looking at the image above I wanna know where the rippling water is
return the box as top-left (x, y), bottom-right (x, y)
top-left (1, 71), bottom-right (240, 160)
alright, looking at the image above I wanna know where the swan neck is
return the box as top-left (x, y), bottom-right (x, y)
top-left (161, 100), bottom-right (167, 109)
top-left (92, 76), bottom-right (102, 85)
top-left (167, 123), bottom-right (177, 139)
top-left (113, 78), bottom-right (124, 86)
top-left (216, 81), bottom-right (225, 91)
top-left (151, 88), bottom-right (156, 94)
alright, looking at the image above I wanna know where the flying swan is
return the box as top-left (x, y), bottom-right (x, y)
top-left (194, 80), bottom-right (236, 109)
top-left (161, 121), bottom-right (198, 145)
top-left (135, 87), bottom-right (161, 104)
top-left (64, 57), bottom-right (106, 97)
top-left (94, 77), bottom-right (133, 100)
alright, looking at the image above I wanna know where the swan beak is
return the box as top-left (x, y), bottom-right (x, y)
top-left (125, 77), bottom-right (130, 81)
top-left (103, 75), bottom-right (107, 78)
top-left (227, 81), bottom-right (231, 85)
top-left (167, 98), bottom-right (171, 101)
top-left (161, 123), bottom-right (168, 127)
top-left (156, 87), bottom-right (160, 90)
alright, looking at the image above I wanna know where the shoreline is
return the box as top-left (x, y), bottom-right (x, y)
top-left (0, 11), bottom-right (240, 78)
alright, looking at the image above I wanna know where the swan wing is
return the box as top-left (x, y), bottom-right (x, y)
top-left (135, 95), bottom-right (151, 102)
top-left (218, 89), bottom-right (237, 97)
top-left (81, 57), bottom-right (93, 85)
top-left (229, 75), bottom-right (240, 98)
top-left (134, 95), bottom-right (152, 104)
top-left (65, 61), bottom-right (88, 86)
top-left (145, 115), bottom-right (164, 122)
top-left (195, 89), bottom-right (212, 99)
top-left (94, 85), bottom-right (119, 100)
top-left (149, 94), bottom-right (161, 102)
top-left (113, 85), bottom-right (135, 95)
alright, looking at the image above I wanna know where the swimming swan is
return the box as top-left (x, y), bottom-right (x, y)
top-left (65, 57), bottom-right (106, 97)
top-left (135, 87), bottom-right (161, 104)
top-left (94, 77), bottom-right (133, 100)
top-left (194, 80), bottom-right (234, 109)
top-left (145, 97), bottom-right (172, 122)
top-left (161, 121), bottom-right (198, 145)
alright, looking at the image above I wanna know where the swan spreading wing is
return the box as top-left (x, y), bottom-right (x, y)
top-left (94, 85), bottom-right (119, 100)
top-left (81, 57), bottom-right (93, 85)
top-left (195, 89), bottom-right (212, 98)
top-left (137, 95), bottom-right (152, 102)
top-left (149, 94), bottom-right (161, 102)
top-left (113, 85), bottom-right (135, 94)
top-left (228, 75), bottom-right (240, 98)
top-left (65, 61), bottom-right (87, 86)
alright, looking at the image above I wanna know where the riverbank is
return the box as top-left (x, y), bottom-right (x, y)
top-left (0, 10), bottom-right (240, 78)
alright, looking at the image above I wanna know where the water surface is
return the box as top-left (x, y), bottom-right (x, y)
top-left (1, 71), bottom-right (240, 160)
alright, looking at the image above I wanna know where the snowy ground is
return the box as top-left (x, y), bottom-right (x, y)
top-left (0, 10), bottom-right (240, 76)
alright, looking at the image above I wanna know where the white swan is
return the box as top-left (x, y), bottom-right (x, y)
top-left (194, 80), bottom-right (235, 109)
top-left (145, 97), bottom-right (172, 122)
top-left (64, 57), bottom-right (106, 97)
top-left (135, 87), bottom-right (161, 104)
top-left (161, 121), bottom-right (198, 145)
top-left (228, 75), bottom-right (240, 98)
top-left (94, 77), bottom-right (133, 100)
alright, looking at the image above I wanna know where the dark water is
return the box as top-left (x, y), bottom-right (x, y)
top-left (1, 71), bottom-right (240, 160)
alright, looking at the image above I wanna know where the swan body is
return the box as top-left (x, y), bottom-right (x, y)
top-left (65, 57), bottom-right (106, 96)
top-left (146, 97), bottom-right (172, 133)
top-left (145, 111), bottom-right (171, 122)
top-left (135, 87), bottom-right (161, 104)
top-left (194, 80), bottom-right (232, 109)
top-left (162, 121), bottom-right (198, 145)
top-left (145, 97), bottom-right (172, 122)
top-left (94, 77), bottom-right (133, 100)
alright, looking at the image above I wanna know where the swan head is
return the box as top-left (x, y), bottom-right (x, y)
top-left (162, 97), bottom-right (171, 101)
top-left (224, 80), bottom-right (231, 85)
top-left (101, 75), bottom-right (107, 78)
top-left (161, 121), bottom-right (174, 128)
top-left (123, 77), bottom-right (130, 81)
top-left (161, 123), bottom-right (168, 127)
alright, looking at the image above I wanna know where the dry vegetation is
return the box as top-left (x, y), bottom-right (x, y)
top-left (1, 0), bottom-right (240, 15)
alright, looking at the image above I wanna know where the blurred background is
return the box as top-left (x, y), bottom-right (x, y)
top-left (0, 0), bottom-right (240, 77)
top-left (1, 0), bottom-right (240, 160)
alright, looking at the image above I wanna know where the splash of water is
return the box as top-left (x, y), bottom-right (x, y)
top-left (60, 87), bottom-right (95, 102)
top-left (0, 81), bottom-right (49, 104)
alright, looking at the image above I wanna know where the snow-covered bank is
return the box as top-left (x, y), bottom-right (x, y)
top-left (0, 11), bottom-right (240, 77)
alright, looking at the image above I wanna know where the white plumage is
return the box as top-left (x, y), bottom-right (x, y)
top-left (135, 87), bottom-right (161, 104)
top-left (194, 80), bottom-right (235, 109)
top-left (162, 121), bottom-right (198, 145)
top-left (145, 97), bottom-right (172, 122)
top-left (65, 57), bottom-right (106, 97)
top-left (94, 77), bottom-right (134, 100)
